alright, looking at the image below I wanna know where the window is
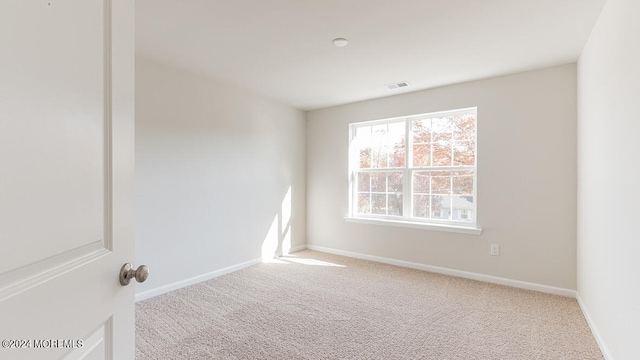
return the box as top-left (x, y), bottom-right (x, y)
top-left (349, 107), bottom-right (477, 229)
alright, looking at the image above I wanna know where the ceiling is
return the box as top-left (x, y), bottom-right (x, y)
top-left (136, 0), bottom-right (606, 111)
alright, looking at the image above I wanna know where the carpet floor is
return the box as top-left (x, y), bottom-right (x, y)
top-left (136, 250), bottom-right (603, 359)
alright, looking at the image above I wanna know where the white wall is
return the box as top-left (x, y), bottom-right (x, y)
top-left (577, 0), bottom-right (640, 358)
top-left (307, 64), bottom-right (577, 290)
top-left (135, 57), bottom-right (306, 296)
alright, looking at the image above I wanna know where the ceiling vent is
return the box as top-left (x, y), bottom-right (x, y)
top-left (385, 81), bottom-right (409, 90)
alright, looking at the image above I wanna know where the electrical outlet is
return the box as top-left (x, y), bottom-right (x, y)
top-left (490, 244), bottom-right (500, 256)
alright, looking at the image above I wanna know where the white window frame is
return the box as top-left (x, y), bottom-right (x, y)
top-left (347, 107), bottom-right (481, 235)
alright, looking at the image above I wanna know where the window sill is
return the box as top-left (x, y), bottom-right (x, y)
top-left (344, 217), bottom-right (482, 235)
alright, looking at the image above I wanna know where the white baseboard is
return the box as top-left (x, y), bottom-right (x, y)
top-left (306, 244), bottom-right (577, 298)
top-left (576, 294), bottom-right (613, 360)
top-left (135, 257), bottom-right (262, 302)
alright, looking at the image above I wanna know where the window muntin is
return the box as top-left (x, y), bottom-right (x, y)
top-left (350, 108), bottom-right (477, 227)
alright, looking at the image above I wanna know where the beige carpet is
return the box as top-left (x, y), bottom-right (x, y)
top-left (136, 250), bottom-right (603, 359)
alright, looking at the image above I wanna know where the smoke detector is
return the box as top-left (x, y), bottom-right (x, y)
top-left (332, 38), bottom-right (349, 47)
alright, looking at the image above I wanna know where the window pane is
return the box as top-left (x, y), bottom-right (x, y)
top-left (356, 126), bottom-right (372, 169)
top-left (357, 172), bottom-right (371, 192)
top-left (371, 194), bottom-right (386, 215)
top-left (413, 171), bottom-right (430, 193)
top-left (431, 195), bottom-right (451, 219)
top-left (388, 172), bottom-right (403, 192)
top-left (389, 145), bottom-right (405, 167)
top-left (432, 117), bottom-right (454, 165)
top-left (453, 113), bottom-right (476, 141)
top-left (388, 194), bottom-right (403, 216)
top-left (372, 124), bottom-right (387, 146)
top-left (372, 147), bottom-right (387, 168)
top-left (453, 196), bottom-right (474, 222)
top-left (412, 119), bottom-right (431, 144)
top-left (452, 170), bottom-right (473, 195)
top-left (384, 122), bottom-right (406, 168)
top-left (413, 144), bottom-right (431, 167)
top-left (388, 121), bottom-right (405, 146)
top-left (357, 194), bottom-right (371, 214)
top-left (371, 172), bottom-right (386, 192)
top-left (359, 148), bottom-right (372, 168)
top-left (431, 171), bottom-right (451, 194)
top-left (413, 194), bottom-right (430, 218)
top-left (453, 140), bottom-right (475, 166)
top-left (432, 117), bottom-right (453, 142)
top-left (356, 126), bottom-right (372, 146)
top-left (432, 141), bottom-right (452, 166)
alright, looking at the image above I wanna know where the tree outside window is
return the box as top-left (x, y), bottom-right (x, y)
top-left (350, 108), bottom-right (477, 226)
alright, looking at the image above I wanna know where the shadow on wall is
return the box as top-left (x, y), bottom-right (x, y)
top-left (261, 186), bottom-right (292, 261)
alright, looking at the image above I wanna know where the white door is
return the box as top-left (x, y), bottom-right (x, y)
top-left (0, 1), bottom-right (135, 359)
